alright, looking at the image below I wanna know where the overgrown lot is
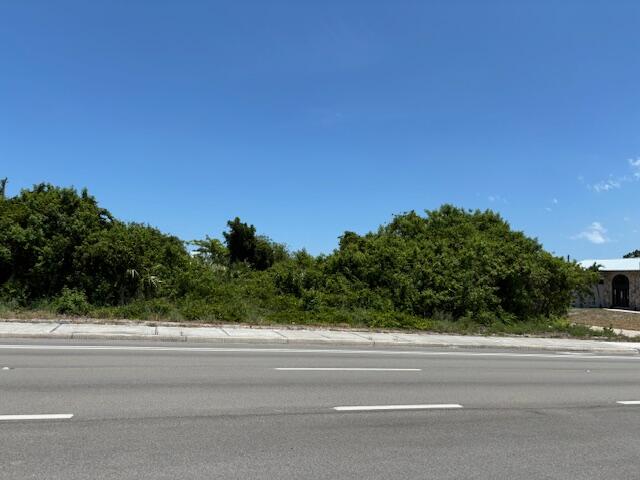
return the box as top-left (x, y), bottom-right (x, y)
top-left (0, 181), bottom-right (601, 336)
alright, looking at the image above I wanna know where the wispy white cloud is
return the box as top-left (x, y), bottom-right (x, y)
top-left (630, 157), bottom-right (640, 178)
top-left (488, 195), bottom-right (508, 204)
top-left (588, 157), bottom-right (640, 192)
top-left (544, 198), bottom-right (559, 212)
top-left (573, 222), bottom-right (609, 244)
top-left (591, 177), bottom-right (622, 193)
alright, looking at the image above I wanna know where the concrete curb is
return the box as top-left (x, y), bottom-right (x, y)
top-left (0, 321), bottom-right (639, 354)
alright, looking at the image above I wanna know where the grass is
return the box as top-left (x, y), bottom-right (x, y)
top-left (0, 300), bottom-right (627, 340)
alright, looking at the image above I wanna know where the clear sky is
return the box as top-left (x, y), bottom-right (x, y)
top-left (2, 1), bottom-right (640, 259)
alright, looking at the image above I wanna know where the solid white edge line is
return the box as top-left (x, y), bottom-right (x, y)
top-left (275, 368), bottom-right (421, 371)
top-left (334, 404), bottom-right (463, 411)
top-left (0, 414), bottom-right (74, 420)
top-left (0, 344), bottom-right (636, 360)
top-left (617, 401), bottom-right (640, 405)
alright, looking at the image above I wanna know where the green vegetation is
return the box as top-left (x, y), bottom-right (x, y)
top-left (0, 181), bottom-right (599, 335)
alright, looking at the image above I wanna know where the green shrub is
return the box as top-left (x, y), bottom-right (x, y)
top-left (92, 298), bottom-right (182, 321)
top-left (179, 298), bottom-right (224, 322)
top-left (0, 282), bottom-right (28, 308)
top-left (54, 288), bottom-right (90, 316)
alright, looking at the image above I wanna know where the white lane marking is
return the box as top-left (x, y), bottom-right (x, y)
top-left (617, 401), bottom-right (640, 405)
top-left (0, 414), bottom-right (73, 421)
top-left (334, 404), bottom-right (463, 412)
top-left (556, 351), bottom-right (594, 355)
top-left (0, 344), bottom-right (636, 360)
top-left (275, 368), bottom-right (421, 371)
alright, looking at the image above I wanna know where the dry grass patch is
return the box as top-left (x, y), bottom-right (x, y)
top-left (569, 308), bottom-right (640, 331)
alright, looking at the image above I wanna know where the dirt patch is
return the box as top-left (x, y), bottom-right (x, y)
top-left (569, 308), bottom-right (640, 331)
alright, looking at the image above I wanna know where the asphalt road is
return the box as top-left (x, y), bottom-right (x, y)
top-left (1, 339), bottom-right (640, 479)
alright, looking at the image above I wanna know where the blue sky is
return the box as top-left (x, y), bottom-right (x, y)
top-left (2, 0), bottom-right (640, 258)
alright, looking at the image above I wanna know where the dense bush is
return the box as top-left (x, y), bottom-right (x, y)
top-left (73, 222), bottom-right (189, 305)
top-left (0, 183), bottom-right (189, 305)
top-left (0, 181), bottom-right (597, 327)
top-left (319, 207), bottom-right (595, 321)
top-left (53, 287), bottom-right (91, 316)
top-left (0, 184), bottom-right (113, 299)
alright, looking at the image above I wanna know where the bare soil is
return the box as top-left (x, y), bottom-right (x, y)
top-left (569, 308), bottom-right (640, 331)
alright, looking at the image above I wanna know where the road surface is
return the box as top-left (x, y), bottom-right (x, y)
top-left (1, 339), bottom-right (640, 479)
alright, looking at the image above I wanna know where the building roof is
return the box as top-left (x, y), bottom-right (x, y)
top-left (578, 258), bottom-right (640, 271)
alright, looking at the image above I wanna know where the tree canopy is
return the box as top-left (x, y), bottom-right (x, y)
top-left (0, 182), bottom-right (595, 325)
top-left (289, 206), bottom-right (593, 322)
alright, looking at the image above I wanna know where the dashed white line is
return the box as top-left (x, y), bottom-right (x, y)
top-left (617, 401), bottom-right (640, 405)
top-left (334, 404), bottom-right (463, 412)
top-left (276, 368), bottom-right (421, 371)
top-left (0, 414), bottom-right (74, 421)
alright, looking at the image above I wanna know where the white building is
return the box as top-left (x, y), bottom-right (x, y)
top-left (577, 258), bottom-right (640, 310)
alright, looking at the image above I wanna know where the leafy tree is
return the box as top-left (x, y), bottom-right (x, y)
top-left (0, 183), bottom-right (188, 305)
top-left (223, 217), bottom-right (288, 270)
top-left (190, 237), bottom-right (228, 266)
top-left (624, 250), bottom-right (640, 258)
top-left (321, 206), bottom-right (595, 321)
top-left (0, 183), bottom-right (113, 299)
top-left (254, 235), bottom-right (289, 270)
top-left (223, 218), bottom-right (258, 265)
top-left (73, 222), bottom-right (188, 305)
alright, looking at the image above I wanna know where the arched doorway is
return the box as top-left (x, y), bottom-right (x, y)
top-left (612, 274), bottom-right (630, 308)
